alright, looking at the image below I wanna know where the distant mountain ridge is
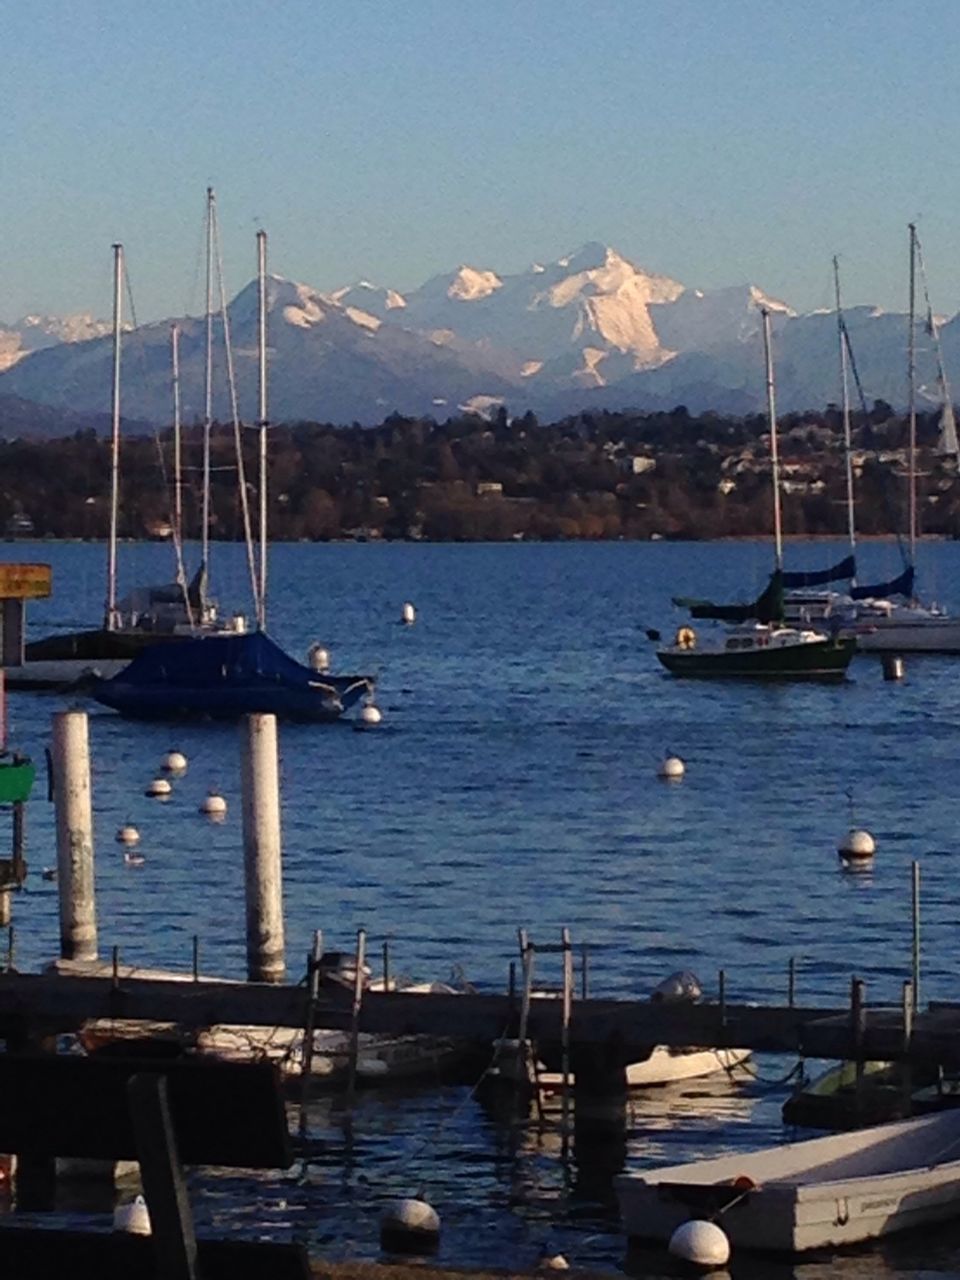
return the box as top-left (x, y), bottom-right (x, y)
top-left (0, 243), bottom-right (944, 432)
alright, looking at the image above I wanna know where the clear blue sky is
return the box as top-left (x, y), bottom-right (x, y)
top-left (5, 0), bottom-right (960, 321)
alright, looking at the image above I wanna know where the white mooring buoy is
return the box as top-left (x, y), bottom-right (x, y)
top-left (379, 1197), bottom-right (440, 1253)
top-left (113, 1193), bottom-right (151, 1236)
top-left (144, 777), bottom-right (172, 799)
top-left (307, 643), bottom-right (331, 673)
top-left (358, 704), bottom-right (383, 728)
top-left (200, 790), bottom-right (227, 818)
top-left (838, 828), bottom-right (876, 867)
top-left (668, 1219), bottom-right (730, 1270)
top-left (115, 825), bottom-right (140, 846)
top-left (401, 601), bottom-right (416, 626)
top-left (161, 750), bottom-right (188, 774)
top-left (657, 754), bottom-right (685, 781)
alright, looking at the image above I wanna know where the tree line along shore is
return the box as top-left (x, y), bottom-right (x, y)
top-left (0, 402), bottom-right (955, 543)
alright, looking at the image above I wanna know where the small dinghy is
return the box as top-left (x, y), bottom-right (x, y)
top-left (616, 1108), bottom-right (960, 1254)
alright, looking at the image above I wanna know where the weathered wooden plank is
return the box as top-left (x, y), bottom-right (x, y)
top-left (128, 1073), bottom-right (198, 1280)
top-left (0, 1227), bottom-right (310, 1280)
top-left (0, 1055), bottom-right (291, 1167)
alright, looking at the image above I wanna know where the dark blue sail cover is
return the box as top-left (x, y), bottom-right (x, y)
top-left (92, 631), bottom-right (374, 722)
top-left (781, 555), bottom-right (856, 589)
top-left (850, 566), bottom-right (915, 601)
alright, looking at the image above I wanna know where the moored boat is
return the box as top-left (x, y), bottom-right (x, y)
top-left (616, 1108), bottom-right (960, 1253)
top-left (658, 617), bottom-right (854, 681)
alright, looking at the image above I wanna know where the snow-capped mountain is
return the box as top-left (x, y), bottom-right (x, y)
top-left (0, 244), bottom-right (945, 430)
top-left (0, 313), bottom-right (112, 372)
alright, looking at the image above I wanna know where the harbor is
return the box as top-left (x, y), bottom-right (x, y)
top-left (0, 537), bottom-right (955, 1272)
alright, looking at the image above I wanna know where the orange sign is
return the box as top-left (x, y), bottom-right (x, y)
top-left (0, 563), bottom-right (52, 599)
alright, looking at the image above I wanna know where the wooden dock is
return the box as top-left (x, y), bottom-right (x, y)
top-left (4, 970), bottom-right (960, 1070)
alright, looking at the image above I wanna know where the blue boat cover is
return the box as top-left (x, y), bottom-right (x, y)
top-left (850, 566), bottom-right (915, 601)
top-left (781, 555), bottom-right (856, 589)
top-left (92, 631), bottom-right (373, 722)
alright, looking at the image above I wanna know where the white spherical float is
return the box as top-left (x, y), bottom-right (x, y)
top-left (358, 704), bottom-right (383, 728)
top-left (307, 643), bottom-right (331, 673)
top-left (838, 828), bottom-right (876, 868)
top-left (401, 601), bottom-right (417, 626)
top-left (115, 824), bottom-right (140, 846)
top-left (200, 790), bottom-right (228, 818)
top-left (658, 754), bottom-right (686, 781)
top-left (161, 750), bottom-right (188, 774)
top-left (668, 1219), bottom-right (730, 1269)
top-left (144, 777), bottom-right (172, 799)
top-left (113, 1193), bottom-right (151, 1235)
top-left (379, 1197), bottom-right (440, 1253)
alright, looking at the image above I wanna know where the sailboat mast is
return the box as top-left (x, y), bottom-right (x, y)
top-left (202, 186), bottom-right (214, 582)
top-left (908, 222), bottom-right (918, 563)
top-left (833, 256), bottom-right (857, 564)
top-left (106, 242), bottom-right (123, 631)
top-left (171, 324), bottom-right (183, 547)
top-left (257, 230), bottom-right (268, 631)
top-left (761, 308), bottom-right (784, 570)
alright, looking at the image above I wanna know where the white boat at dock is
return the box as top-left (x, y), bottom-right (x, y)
top-left (616, 1109), bottom-right (960, 1253)
top-left (493, 1038), bottom-right (751, 1091)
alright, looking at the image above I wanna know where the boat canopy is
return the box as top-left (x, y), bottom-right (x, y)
top-left (92, 630), bottom-right (373, 722)
top-left (673, 570), bottom-right (784, 625)
top-left (781, 555), bottom-right (856, 589)
top-left (850, 565), bottom-right (915, 601)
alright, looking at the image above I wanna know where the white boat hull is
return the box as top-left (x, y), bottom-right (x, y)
top-left (853, 617), bottom-right (960, 653)
top-left (4, 657), bottom-right (129, 691)
top-left (617, 1110), bottom-right (960, 1253)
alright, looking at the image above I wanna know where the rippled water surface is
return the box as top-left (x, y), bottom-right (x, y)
top-left (7, 536), bottom-right (960, 1276)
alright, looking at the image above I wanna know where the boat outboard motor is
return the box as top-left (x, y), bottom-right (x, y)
top-left (650, 970), bottom-right (702, 1004)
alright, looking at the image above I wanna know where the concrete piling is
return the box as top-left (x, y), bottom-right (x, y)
top-left (51, 710), bottom-right (97, 962)
top-left (240, 713), bottom-right (285, 983)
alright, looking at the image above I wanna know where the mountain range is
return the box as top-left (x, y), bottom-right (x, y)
top-left (0, 242), bottom-right (952, 432)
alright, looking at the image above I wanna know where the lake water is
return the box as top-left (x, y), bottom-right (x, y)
top-left (7, 536), bottom-right (960, 1276)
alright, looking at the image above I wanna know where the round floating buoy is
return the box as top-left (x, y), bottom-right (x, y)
top-left (307, 643), bottom-right (331, 673)
top-left (113, 1193), bottom-right (151, 1236)
top-left (668, 1219), bottom-right (730, 1269)
top-left (379, 1197), bottom-right (440, 1254)
top-left (658, 755), bottom-right (685, 781)
top-left (161, 750), bottom-right (188, 774)
top-left (401, 601), bottom-right (416, 626)
top-left (145, 777), bottom-right (172, 799)
top-left (200, 790), bottom-right (227, 817)
top-left (359, 704), bottom-right (383, 727)
top-left (115, 825), bottom-right (140, 846)
top-left (838, 828), bottom-right (876, 866)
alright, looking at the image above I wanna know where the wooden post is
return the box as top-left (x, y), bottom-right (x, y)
top-left (517, 928), bottom-right (535, 1090)
top-left (0, 892), bottom-right (10, 929)
top-left (912, 860), bottom-right (921, 1013)
top-left (902, 979), bottom-right (914, 1114)
top-left (128, 1072), bottom-right (198, 1280)
top-left (240, 713), bottom-right (285, 983)
top-left (347, 928), bottom-right (367, 1097)
top-left (299, 929), bottom-right (322, 1141)
top-left (51, 709), bottom-right (97, 962)
top-left (851, 977), bottom-right (866, 1090)
top-left (12, 800), bottom-right (24, 885)
top-left (560, 927), bottom-right (573, 1139)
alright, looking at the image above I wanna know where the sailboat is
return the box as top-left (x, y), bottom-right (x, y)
top-left (4, 242), bottom-right (245, 692)
top-left (91, 230), bottom-right (376, 723)
top-left (657, 309), bottom-right (856, 679)
top-left (802, 228), bottom-right (960, 653)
